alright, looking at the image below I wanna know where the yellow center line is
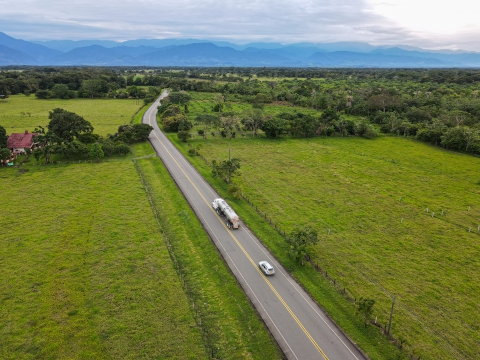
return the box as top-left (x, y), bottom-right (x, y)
top-left (147, 105), bottom-right (329, 360)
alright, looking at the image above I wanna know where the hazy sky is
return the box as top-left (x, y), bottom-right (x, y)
top-left (1, 0), bottom-right (480, 50)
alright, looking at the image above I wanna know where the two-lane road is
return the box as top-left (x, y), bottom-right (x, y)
top-left (143, 92), bottom-right (368, 360)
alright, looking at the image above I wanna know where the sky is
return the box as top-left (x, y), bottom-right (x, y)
top-left (1, 0), bottom-right (480, 51)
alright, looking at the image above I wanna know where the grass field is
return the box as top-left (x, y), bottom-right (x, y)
top-left (0, 95), bottom-right (143, 136)
top-left (167, 121), bottom-right (480, 359)
top-left (0, 159), bottom-right (207, 359)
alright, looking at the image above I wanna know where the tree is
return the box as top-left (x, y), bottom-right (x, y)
top-left (162, 114), bottom-right (192, 133)
top-left (320, 108), bottom-right (340, 123)
top-left (441, 126), bottom-right (480, 152)
top-left (356, 122), bottom-right (377, 139)
top-left (227, 181), bottom-right (243, 200)
top-left (35, 90), bottom-right (51, 99)
top-left (57, 141), bottom-right (88, 159)
top-left (416, 120), bottom-right (447, 145)
top-left (443, 110), bottom-right (470, 127)
top-left (132, 123), bottom-right (153, 141)
top-left (0, 125), bottom-right (7, 148)
top-left (33, 144), bottom-right (56, 164)
top-left (0, 147), bottom-right (11, 165)
top-left (168, 91), bottom-right (192, 112)
top-left (262, 118), bottom-right (289, 138)
top-left (288, 226), bottom-right (319, 265)
top-left (23, 147), bottom-right (31, 160)
top-left (334, 118), bottom-right (355, 136)
top-left (221, 115), bottom-right (240, 139)
top-left (161, 104), bottom-right (182, 119)
top-left (212, 158), bottom-right (241, 184)
top-left (405, 108), bottom-right (432, 123)
top-left (81, 79), bottom-right (102, 99)
top-left (177, 131), bottom-right (190, 142)
top-left (367, 94), bottom-right (401, 112)
top-left (214, 93), bottom-right (225, 113)
top-left (115, 143), bottom-right (130, 156)
top-left (47, 108), bottom-right (93, 142)
top-left (100, 139), bottom-right (115, 157)
top-left (241, 109), bottom-right (264, 138)
top-left (89, 143), bottom-right (104, 160)
top-left (195, 114), bottom-right (220, 139)
top-left (52, 84), bottom-right (74, 99)
top-left (357, 298), bottom-right (375, 327)
top-left (33, 132), bottom-right (61, 164)
top-left (289, 114), bottom-right (318, 138)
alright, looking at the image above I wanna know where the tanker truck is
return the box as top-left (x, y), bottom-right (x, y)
top-left (212, 198), bottom-right (240, 229)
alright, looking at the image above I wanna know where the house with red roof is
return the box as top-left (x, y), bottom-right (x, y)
top-left (7, 130), bottom-right (39, 155)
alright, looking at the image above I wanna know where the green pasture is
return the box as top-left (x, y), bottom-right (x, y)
top-left (0, 95), bottom-right (143, 136)
top-left (168, 132), bottom-right (480, 360)
top-left (0, 159), bottom-right (206, 359)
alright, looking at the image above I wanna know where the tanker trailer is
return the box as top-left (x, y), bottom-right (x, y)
top-left (212, 198), bottom-right (240, 229)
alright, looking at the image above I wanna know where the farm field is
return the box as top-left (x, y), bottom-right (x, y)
top-left (0, 159), bottom-right (206, 359)
top-left (168, 130), bottom-right (480, 360)
top-left (0, 94), bottom-right (143, 136)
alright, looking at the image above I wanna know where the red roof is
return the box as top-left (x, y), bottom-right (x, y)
top-left (7, 131), bottom-right (38, 149)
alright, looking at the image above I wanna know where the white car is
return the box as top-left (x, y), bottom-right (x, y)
top-left (259, 261), bottom-right (275, 276)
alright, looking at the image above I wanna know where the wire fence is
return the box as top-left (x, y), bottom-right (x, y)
top-left (133, 158), bottom-right (220, 359)
top-left (237, 188), bottom-right (473, 360)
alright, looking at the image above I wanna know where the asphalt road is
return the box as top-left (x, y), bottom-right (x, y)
top-left (143, 92), bottom-right (368, 360)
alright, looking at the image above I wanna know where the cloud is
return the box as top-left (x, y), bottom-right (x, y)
top-left (1, 0), bottom-right (480, 50)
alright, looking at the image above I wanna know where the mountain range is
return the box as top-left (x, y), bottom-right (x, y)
top-left (1, 31), bottom-right (480, 68)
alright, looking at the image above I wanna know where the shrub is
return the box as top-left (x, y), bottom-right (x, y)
top-left (177, 131), bottom-right (190, 143)
top-left (115, 143), bottom-right (130, 155)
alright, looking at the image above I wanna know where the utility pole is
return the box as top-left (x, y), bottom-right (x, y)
top-left (387, 295), bottom-right (396, 335)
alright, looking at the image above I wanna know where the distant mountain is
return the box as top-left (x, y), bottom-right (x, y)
top-left (0, 44), bottom-right (38, 65)
top-left (370, 47), bottom-right (480, 66)
top-left (32, 39), bottom-right (121, 52)
top-left (307, 51), bottom-right (448, 67)
top-left (0, 32), bottom-right (61, 63)
top-left (137, 43), bottom-right (294, 66)
top-left (52, 45), bottom-right (163, 65)
top-left (4, 31), bottom-right (480, 67)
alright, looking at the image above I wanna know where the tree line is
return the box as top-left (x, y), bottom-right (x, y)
top-left (0, 110), bottom-right (152, 164)
top-left (0, 68), bottom-right (160, 103)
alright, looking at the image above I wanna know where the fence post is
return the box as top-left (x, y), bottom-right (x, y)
top-left (387, 295), bottom-right (396, 335)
